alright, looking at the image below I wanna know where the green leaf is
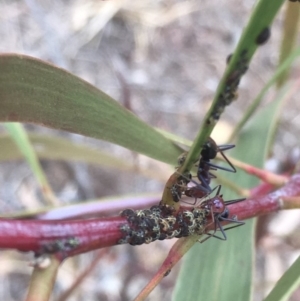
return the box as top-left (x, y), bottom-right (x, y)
top-left (173, 85), bottom-right (288, 301)
top-left (0, 133), bottom-right (168, 181)
top-left (0, 54), bottom-right (181, 164)
top-left (264, 256), bottom-right (300, 301)
top-left (5, 123), bottom-right (57, 205)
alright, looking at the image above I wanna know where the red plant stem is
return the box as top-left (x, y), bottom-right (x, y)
top-left (180, 174), bottom-right (300, 230)
top-left (0, 216), bottom-right (125, 258)
top-left (0, 174), bottom-right (300, 257)
top-left (229, 174), bottom-right (300, 220)
top-left (248, 181), bottom-right (274, 197)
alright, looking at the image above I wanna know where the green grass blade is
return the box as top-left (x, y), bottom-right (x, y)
top-left (264, 256), bottom-right (300, 301)
top-left (0, 54), bottom-right (181, 164)
top-left (5, 123), bottom-right (58, 205)
top-left (173, 85), bottom-right (289, 301)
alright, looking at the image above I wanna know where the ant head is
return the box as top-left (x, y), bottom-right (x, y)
top-left (210, 196), bottom-right (226, 214)
top-left (201, 138), bottom-right (218, 160)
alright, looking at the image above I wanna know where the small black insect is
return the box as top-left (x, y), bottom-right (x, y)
top-left (226, 53), bottom-right (233, 65)
top-left (256, 27), bottom-right (271, 45)
top-left (197, 138), bottom-right (236, 191)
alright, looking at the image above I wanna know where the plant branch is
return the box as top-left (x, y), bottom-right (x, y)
top-left (226, 155), bottom-right (289, 186)
top-left (25, 255), bottom-right (61, 301)
top-left (0, 174), bottom-right (300, 258)
top-left (133, 236), bottom-right (198, 301)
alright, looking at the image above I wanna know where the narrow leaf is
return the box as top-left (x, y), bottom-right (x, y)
top-left (0, 134), bottom-right (169, 181)
top-left (264, 256), bottom-right (300, 301)
top-left (5, 123), bottom-right (58, 205)
top-left (0, 54), bottom-right (181, 164)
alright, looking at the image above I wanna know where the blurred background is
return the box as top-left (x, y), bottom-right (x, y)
top-left (0, 0), bottom-right (300, 300)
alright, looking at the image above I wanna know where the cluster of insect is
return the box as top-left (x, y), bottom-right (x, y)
top-left (118, 27), bottom-right (274, 246)
top-left (207, 26), bottom-right (271, 125)
top-left (170, 138), bottom-right (245, 242)
top-left (119, 138), bottom-right (245, 246)
top-left (38, 237), bottom-right (80, 255)
top-left (119, 205), bottom-right (208, 246)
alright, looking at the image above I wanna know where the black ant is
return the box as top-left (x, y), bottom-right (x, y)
top-left (197, 137), bottom-right (236, 191)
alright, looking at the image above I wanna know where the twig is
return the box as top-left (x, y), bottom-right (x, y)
top-left (25, 255), bottom-right (61, 301)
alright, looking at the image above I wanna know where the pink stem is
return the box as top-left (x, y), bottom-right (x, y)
top-left (0, 216), bottom-right (125, 258)
top-left (0, 174), bottom-right (300, 258)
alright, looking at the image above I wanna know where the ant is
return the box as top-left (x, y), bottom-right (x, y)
top-left (183, 178), bottom-right (245, 242)
top-left (199, 186), bottom-right (245, 242)
top-left (197, 137), bottom-right (236, 191)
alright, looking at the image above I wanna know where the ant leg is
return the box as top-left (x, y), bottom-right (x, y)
top-left (199, 209), bottom-right (217, 243)
top-left (204, 161), bottom-right (236, 173)
top-left (224, 197), bottom-right (246, 206)
top-left (200, 215), bottom-right (227, 242)
top-left (222, 221), bottom-right (245, 231)
top-left (200, 215), bottom-right (245, 243)
top-left (218, 216), bottom-right (245, 229)
top-left (214, 185), bottom-right (222, 196)
top-left (199, 234), bottom-right (212, 243)
top-left (199, 220), bottom-right (216, 243)
top-left (218, 144), bottom-right (235, 152)
top-left (207, 217), bottom-right (227, 240)
top-left (220, 152), bottom-right (236, 173)
top-left (205, 220), bottom-right (244, 241)
top-left (218, 146), bottom-right (236, 173)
